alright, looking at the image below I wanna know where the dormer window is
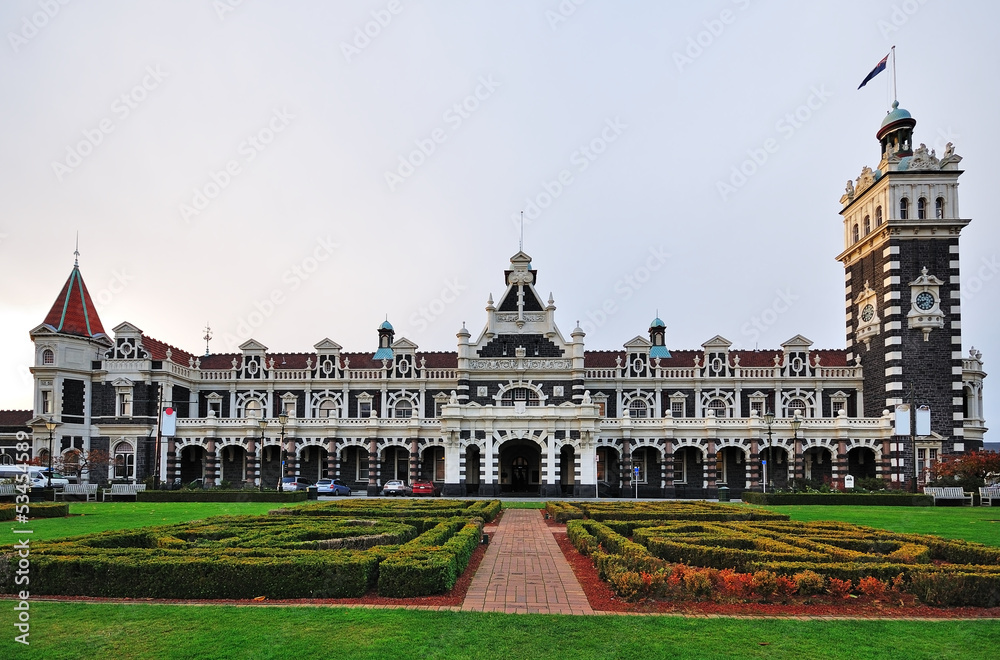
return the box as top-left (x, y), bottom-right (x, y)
top-left (917, 197), bottom-right (927, 219)
top-left (935, 197), bottom-right (944, 219)
top-left (900, 197), bottom-right (908, 219)
top-left (42, 349), bottom-right (54, 365)
top-left (875, 205), bottom-right (883, 226)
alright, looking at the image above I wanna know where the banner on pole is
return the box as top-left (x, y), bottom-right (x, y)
top-left (161, 407), bottom-right (177, 436)
top-left (894, 404), bottom-right (910, 436)
top-left (916, 405), bottom-right (931, 436)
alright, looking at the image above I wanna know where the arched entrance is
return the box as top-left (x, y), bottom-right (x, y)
top-left (559, 445), bottom-right (575, 495)
top-left (847, 446), bottom-right (877, 481)
top-left (499, 440), bottom-right (540, 495)
top-left (219, 445), bottom-right (246, 485)
top-left (382, 446), bottom-right (410, 483)
top-left (299, 445), bottom-right (327, 481)
top-left (760, 446), bottom-right (789, 490)
top-left (260, 444), bottom-right (281, 489)
top-left (716, 446), bottom-right (747, 495)
top-left (803, 446), bottom-right (833, 486)
top-left (465, 445), bottom-right (481, 494)
top-left (179, 445), bottom-right (205, 485)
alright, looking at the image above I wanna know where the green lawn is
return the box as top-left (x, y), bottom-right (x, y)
top-left (8, 501), bottom-right (309, 542)
top-left (3, 603), bottom-right (997, 660)
top-left (752, 504), bottom-right (1000, 547)
top-left (501, 500), bottom-right (546, 509)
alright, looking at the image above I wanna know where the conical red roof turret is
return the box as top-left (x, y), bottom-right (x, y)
top-left (41, 262), bottom-right (106, 339)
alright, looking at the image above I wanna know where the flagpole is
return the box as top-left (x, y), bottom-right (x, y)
top-left (892, 45), bottom-right (897, 101)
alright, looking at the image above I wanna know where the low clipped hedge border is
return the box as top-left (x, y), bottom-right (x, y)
top-left (742, 492), bottom-right (933, 506)
top-left (137, 490), bottom-right (307, 503)
top-left (278, 499), bottom-right (500, 522)
top-left (377, 520), bottom-right (484, 597)
top-left (0, 503), bottom-right (69, 520)
top-left (545, 500), bottom-right (791, 524)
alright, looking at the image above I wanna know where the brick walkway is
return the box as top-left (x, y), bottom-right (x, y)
top-left (462, 508), bottom-right (593, 615)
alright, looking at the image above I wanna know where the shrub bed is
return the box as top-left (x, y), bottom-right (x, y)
top-left (0, 502), bottom-right (69, 520)
top-left (378, 520), bottom-right (484, 597)
top-left (565, 514), bottom-right (1000, 607)
top-left (742, 492), bottom-right (933, 506)
top-left (546, 500), bottom-right (790, 523)
top-left (274, 499), bottom-right (500, 522)
top-left (137, 490), bottom-right (307, 503)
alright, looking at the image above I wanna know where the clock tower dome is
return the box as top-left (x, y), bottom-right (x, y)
top-left (836, 101), bottom-right (977, 460)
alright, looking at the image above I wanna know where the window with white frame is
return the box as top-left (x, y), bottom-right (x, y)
top-left (114, 442), bottom-right (134, 480)
top-left (354, 448), bottom-right (369, 481)
top-left (632, 448), bottom-right (647, 483)
top-left (207, 393), bottom-right (222, 417)
top-left (244, 399), bottom-right (262, 419)
top-left (593, 393), bottom-right (608, 418)
top-left (830, 392), bottom-right (848, 416)
top-left (394, 400), bottom-right (413, 418)
top-left (674, 449), bottom-right (688, 483)
top-left (501, 387), bottom-right (539, 406)
top-left (787, 398), bottom-right (807, 418)
top-left (357, 393), bottom-right (373, 418)
top-left (282, 395), bottom-right (296, 417)
top-left (433, 447), bottom-right (445, 481)
top-left (899, 197), bottom-right (909, 219)
top-left (628, 399), bottom-right (648, 418)
top-left (669, 394), bottom-right (687, 418)
top-left (750, 400), bottom-right (764, 417)
top-left (433, 393), bottom-right (449, 418)
top-left (707, 398), bottom-right (727, 418)
top-left (117, 390), bottom-right (133, 418)
top-left (41, 390), bottom-right (52, 415)
top-left (318, 399), bottom-right (338, 418)
top-left (917, 197), bottom-right (927, 219)
top-left (42, 349), bottom-right (54, 365)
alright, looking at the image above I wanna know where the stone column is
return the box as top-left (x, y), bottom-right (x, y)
top-left (835, 439), bottom-right (847, 490)
top-left (662, 439), bottom-right (675, 498)
top-left (326, 437), bottom-right (337, 480)
top-left (409, 437), bottom-right (419, 483)
top-left (705, 439), bottom-right (717, 498)
top-left (246, 436), bottom-right (257, 486)
top-left (204, 438), bottom-right (217, 486)
top-left (367, 437), bottom-right (379, 496)
top-left (748, 438), bottom-right (760, 491)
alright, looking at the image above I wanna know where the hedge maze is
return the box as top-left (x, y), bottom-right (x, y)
top-left (552, 501), bottom-right (1000, 607)
top-left (1, 500), bottom-right (499, 600)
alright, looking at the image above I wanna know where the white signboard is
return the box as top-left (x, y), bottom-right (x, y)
top-left (844, 474), bottom-right (855, 489)
top-left (161, 407), bottom-right (177, 436)
top-left (916, 405), bottom-right (931, 436)
top-left (894, 404), bottom-right (910, 436)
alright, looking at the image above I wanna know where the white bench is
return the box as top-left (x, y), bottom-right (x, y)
top-left (979, 486), bottom-right (1000, 507)
top-left (923, 486), bottom-right (973, 506)
top-left (55, 484), bottom-right (99, 502)
top-left (0, 483), bottom-right (16, 499)
top-left (101, 483), bottom-right (147, 501)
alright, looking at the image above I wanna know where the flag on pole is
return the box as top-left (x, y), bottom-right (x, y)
top-left (858, 53), bottom-right (889, 89)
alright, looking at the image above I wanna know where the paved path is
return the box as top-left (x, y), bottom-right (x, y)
top-left (462, 508), bottom-right (593, 615)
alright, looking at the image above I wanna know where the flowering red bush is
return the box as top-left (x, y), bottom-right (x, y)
top-left (828, 578), bottom-right (853, 599)
top-left (775, 575), bottom-right (798, 600)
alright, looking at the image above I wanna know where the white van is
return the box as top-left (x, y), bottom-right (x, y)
top-left (0, 466), bottom-right (70, 489)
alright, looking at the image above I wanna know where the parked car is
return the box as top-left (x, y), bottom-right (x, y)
top-left (316, 479), bottom-right (351, 496)
top-left (381, 480), bottom-right (411, 496)
top-left (280, 477), bottom-right (314, 492)
top-left (0, 466), bottom-right (69, 489)
top-left (411, 479), bottom-right (440, 496)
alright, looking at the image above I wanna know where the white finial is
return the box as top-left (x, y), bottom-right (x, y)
top-left (74, 232), bottom-right (80, 267)
top-left (203, 323), bottom-right (213, 356)
top-left (519, 210), bottom-right (524, 252)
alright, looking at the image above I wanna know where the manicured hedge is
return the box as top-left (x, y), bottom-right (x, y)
top-left (275, 499), bottom-right (500, 522)
top-left (137, 490), bottom-right (307, 503)
top-left (546, 500), bottom-right (790, 523)
top-left (0, 502), bottom-right (69, 520)
top-left (742, 492), bottom-right (934, 506)
top-left (378, 520), bottom-right (484, 597)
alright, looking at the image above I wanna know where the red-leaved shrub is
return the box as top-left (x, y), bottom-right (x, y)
top-left (828, 578), bottom-right (853, 599)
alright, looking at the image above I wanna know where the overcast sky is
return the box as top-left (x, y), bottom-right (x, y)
top-left (1, 0), bottom-right (997, 431)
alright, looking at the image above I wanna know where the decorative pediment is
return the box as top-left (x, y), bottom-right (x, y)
top-left (391, 337), bottom-right (419, 352)
top-left (781, 334), bottom-right (813, 350)
top-left (239, 339), bottom-right (268, 353)
top-left (623, 336), bottom-right (652, 350)
top-left (313, 338), bottom-right (342, 352)
top-left (701, 335), bottom-right (732, 351)
top-left (112, 321), bottom-right (143, 335)
top-left (111, 377), bottom-right (134, 388)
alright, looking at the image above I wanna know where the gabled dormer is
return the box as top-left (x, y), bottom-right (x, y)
top-left (106, 322), bottom-right (150, 361)
top-left (623, 336), bottom-right (652, 378)
top-left (781, 334), bottom-right (813, 377)
top-left (391, 337), bottom-right (419, 377)
top-left (238, 339), bottom-right (267, 379)
top-left (701, 335), bottom-right (732, 377)
top-left (313, 338), bottom-right (342, 379)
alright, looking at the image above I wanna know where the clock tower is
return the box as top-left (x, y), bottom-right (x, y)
top-left (836, 101), bottom-right (978, 460)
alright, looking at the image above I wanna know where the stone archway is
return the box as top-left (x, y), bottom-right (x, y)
top-left (179, 445), bottom-right (205, 485)
top-left (803, 446), bottom-right (833, 485)
top-left (716, 446), bottom-right (747, 494)
top-left (559, 444), bottom-right (575, 495)
top-left (299, 445), bottom-right (327, 482)
top-left (219, 445), bottom-right (246, 485)
top-left (498, 439), bottom-right (541, 495)
top-left (259, 444), bottom-right (282, 489)
top-left (847, 446), bottom-right (877, 481)
top-left (465, 444), bottom-right (481, 495)
top-left (760, 445), bottom-right (789, 490)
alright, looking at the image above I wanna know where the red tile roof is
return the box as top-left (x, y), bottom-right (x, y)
top-left (732, 350), bottom-right (782, 367)
top-left (141, 335), bottom-right (196, 365)
top-left (0, 410), bottom-right (32, 428)
top-left (41, 266), bottom-right (106, 338)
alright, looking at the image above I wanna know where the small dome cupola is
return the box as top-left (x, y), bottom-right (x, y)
top-left (374, 319), bottom-right (394, 360)
top-left (648, 317), bottom-right (671, 359)
top-left (877, 100), bottom-right (916, 158)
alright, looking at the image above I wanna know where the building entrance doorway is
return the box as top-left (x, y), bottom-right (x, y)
top-left (499, 440), bottom-right (540, 495)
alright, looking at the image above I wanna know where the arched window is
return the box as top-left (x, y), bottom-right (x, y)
top-left (394, 400), bottom-right (412, 418)
top-left (62, 450), bottom-right (80, 479)
top-left (318, 399), bottom-right (337, 418)
top-left (501, 388), bottom-right (539, 407)
top-left (899, 198), bottom-right (908, 219)
top-left (917, 197), bottom-right (927, 219)
top-left (935, 197), bottom-right (945, 219)
top-left (244, 399), bottom-right (262, 419)
top-left (114, 442), bottom-right (135, 480)
top-left (788, 398), bottom-right (807, 418)
top-left (875, 206), bottom-right (883, 226)
top-left (628, 399), bottom-right (648, 418)
top-left (42, 349), bottom-right (54, 365)
top-left (852, 224), bottom-right (859, 243)
top-left (707, 398), bottom-right (727, 418)
top-left (863, 215), bottom-right (871, 235)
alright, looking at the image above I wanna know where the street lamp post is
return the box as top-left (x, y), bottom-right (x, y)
top-left (257, 417), bottom-right (269, 491)
top-left (277, 412), bottom-right (288, 492)
top-left (44, 417), bottom-right (58, 489)
top-left (791, 412), bottom-right (802, 485)
top-left (762, 410), bottom-right (774, 494)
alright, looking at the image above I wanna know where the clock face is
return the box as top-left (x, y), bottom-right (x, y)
top-left (915, 291), bottom-right (935, 311)
top-left (861, 304), bottom-right (875, 323)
